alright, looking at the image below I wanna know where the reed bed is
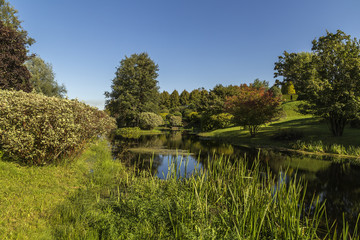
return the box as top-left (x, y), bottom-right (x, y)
top-left (51, 140), bottom-right (359, 239)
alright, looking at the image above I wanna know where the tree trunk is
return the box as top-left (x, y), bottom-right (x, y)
top-left (329, 116), bottom-right (347, 137)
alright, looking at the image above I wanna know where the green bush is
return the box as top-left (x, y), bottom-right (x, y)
top-left (272, 128), bottom-right (304, 141)
top-left (168, 115), bottom-right (182, 127)
top-left (139, 112), bottom-right (164, 130)
top-left (200, 113), bottom-right (233, 131)
top-left (115, 127), bottom-right (141, 139)
top-left (0, 89), bottom-right (116, 165)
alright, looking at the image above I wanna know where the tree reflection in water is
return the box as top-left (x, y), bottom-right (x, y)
top-left (111, 131), bottom-right (360, 232)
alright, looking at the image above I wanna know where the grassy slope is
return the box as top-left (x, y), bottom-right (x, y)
top-left (199, 101), bottom-right (360, 154)
top-left (0, 146), bottom-right (92, 239)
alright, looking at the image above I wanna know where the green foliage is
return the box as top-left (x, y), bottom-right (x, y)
top-left (25, 56), bottom-right (67, 98)
top-left (52, 151), bottom-right (349, 239)
top-left (275, 31), bottom-right (360, 136)
top-left (105, 53), bottom-right (160, 127)
top-left (179, 89), bottom-right (190, 106)
top-left (115, 127), bottom-right (141, 139)
top-left (0, 21), bottom-right (32, 92)
top-left (0, 89), bottom-right (116, 165)
top-left (281, 81), bottom-right (296, 95)
top-left (159, 90), bottom-right (170, 110)
top-left (225, 84), bottom-right (282, 137)
top-left (169, 89), bottom-right (180, 109)
top-left (293, 140), bottom-right (360, 156)
top-left (272, 128), bottom-right (304, 141)
top-left (139, 112), bottom-right (164, 130)
top-left (269, 85), bottom-right (282, 98)
top-left (251, 78), bottom-right (269, 90)
top-left (0, 0), bottom-right (34, 46)
top-left (201, 113), bottom-right (233, 131)
top-left (168, 115), bottom-right (182, 127)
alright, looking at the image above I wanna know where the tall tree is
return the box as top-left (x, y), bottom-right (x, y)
top-left (274, 51), bottom-right (313, 98)
top-left (0, 21), bottom-right (32, 92)
top-left (105, 53), bottom-right (160, 127)
top-left (179, 89), bottom-right (190, 106)
top-left (25, 56), bottom-right (67, 98)
top-left (275, 30), bottom-right (360, 136)
top-left (0, 0), bottom-right (34, 46)
top-left (251, 78), bottom-right (269, 90)
top-left (169, 89), bottom-right (180, 109)
top-left (159, 90), bottom-right (171, 110)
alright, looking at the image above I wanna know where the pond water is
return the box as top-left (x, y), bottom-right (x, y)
top-left (112, 131), bottom-right (360, 231)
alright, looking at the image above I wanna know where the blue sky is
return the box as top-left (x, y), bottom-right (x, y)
top-left (11, 0), bottom-right (360, 109)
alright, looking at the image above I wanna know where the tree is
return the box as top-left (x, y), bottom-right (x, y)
top-left (0, 21), bottom-right (32, 92)
top-left (251, 78), bottom-right (269, 90)
top-left (225, 84), bottom-right (282, 137)
top-left (159, 90), bottom-right (170, 110)
top-left (179, 89), bottom-right (190, 106)
top-left (105, 53), bottom-right (160, 127)
top-left (169, 90), bottom-right (180, 109)
top-left (274, 51), bottom-right (313, 98)
top-left (281, 81), bottom-right (296, 95)
top-left (0, 0), bottom-right (34, 46)
top-left (25, 56), bottom-right (67, 98)
top-left (275, 30), bottom-right (360, 136)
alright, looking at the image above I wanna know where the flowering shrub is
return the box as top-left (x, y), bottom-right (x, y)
top-left (0, 89), bottom-right (116, 165)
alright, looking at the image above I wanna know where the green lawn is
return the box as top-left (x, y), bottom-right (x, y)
top-left (199, 101), bottom-right (360, 157)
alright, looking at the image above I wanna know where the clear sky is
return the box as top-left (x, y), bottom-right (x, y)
top-left (10, 0), bottom-right (360, 109)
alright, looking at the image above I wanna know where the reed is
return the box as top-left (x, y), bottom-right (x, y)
top-left (52, 140), bottom-right (359, 239)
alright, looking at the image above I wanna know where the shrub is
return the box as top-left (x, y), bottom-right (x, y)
top-left (0, 89), bottom-right (116, 165)
top-left (115, 127), bottom-right (141, 139)
top-left (349, 118), bottom-right (360, 128)
top-left (210, 113), bottom-right (233, 129)
top-left (272, 128), bottom-right (304, 141)
top-left (168, 115), bottom-right (182, 127)
top-left (139, 112), bottom-right (164, 130)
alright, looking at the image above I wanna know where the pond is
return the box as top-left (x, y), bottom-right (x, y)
top-left (112, 131), bottom-right (360, 232)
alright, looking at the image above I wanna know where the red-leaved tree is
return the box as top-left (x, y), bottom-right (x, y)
top-left (0, 21), bottom-right (32, 92)
top-left (224, 84), bottom-right (282, 137)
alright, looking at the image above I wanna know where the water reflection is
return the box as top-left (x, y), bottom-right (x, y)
top-left (112, 132), bottom-right (360, 231)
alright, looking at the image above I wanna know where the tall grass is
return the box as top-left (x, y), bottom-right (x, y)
top-left (52, 140), bottom-right (359, 239)
top-left (293, 140), bottom-right (360, 157)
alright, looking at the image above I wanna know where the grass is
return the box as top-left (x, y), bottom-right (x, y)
top-left (199, 101), bottom-right (360, 159)
top-left (129, 147), bottom-right (194, 155)
top-left (0, 149), bottom-right (90, 239)
top-left (1, 139), bottom-right (359, 239)
top-left (50, 141), bottom-right (359, 239)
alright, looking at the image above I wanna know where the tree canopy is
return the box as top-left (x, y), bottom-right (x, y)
top-left (275, 30), bottom-right (360, 136)
top-left (105, 53), bottom-right (160, 127)
top-left (0, 0), bottom-right (34, 46)
top-left (0, 21), bottom-right (32, 92)
top-left (225, 84), bottom-right (282, 137)
top-left (25, 56), bottom-right (67, 98)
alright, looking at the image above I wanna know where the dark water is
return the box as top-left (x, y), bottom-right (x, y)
top-left (112, 131), bottom-right (360, 231)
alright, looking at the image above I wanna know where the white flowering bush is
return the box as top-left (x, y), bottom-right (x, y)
top-left (0, 89), bottom-right (116, 165)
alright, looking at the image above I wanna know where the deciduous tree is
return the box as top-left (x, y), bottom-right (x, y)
top-left (275, 30), bottom-right (360, 136)
top-left (225, 84), bottom-right (282, 137)
top-left (105, 53), bottom-right (160, 127)
top-left (0, 0), bottom-right (34, 46)
top-left (25, 56), bottom-right (67, 97)
top-left (0, 21), bottom-right (32, 92)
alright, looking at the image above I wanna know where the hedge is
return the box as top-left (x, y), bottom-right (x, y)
top-left (0, 89), bottom-right (116, 165)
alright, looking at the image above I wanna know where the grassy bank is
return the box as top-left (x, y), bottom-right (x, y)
top-left (1, 139), bottom-right (358, 239)
top-left (0, 150), bottom-right (89, 239)
top-left (199, 101), bottom-right (360, 159)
